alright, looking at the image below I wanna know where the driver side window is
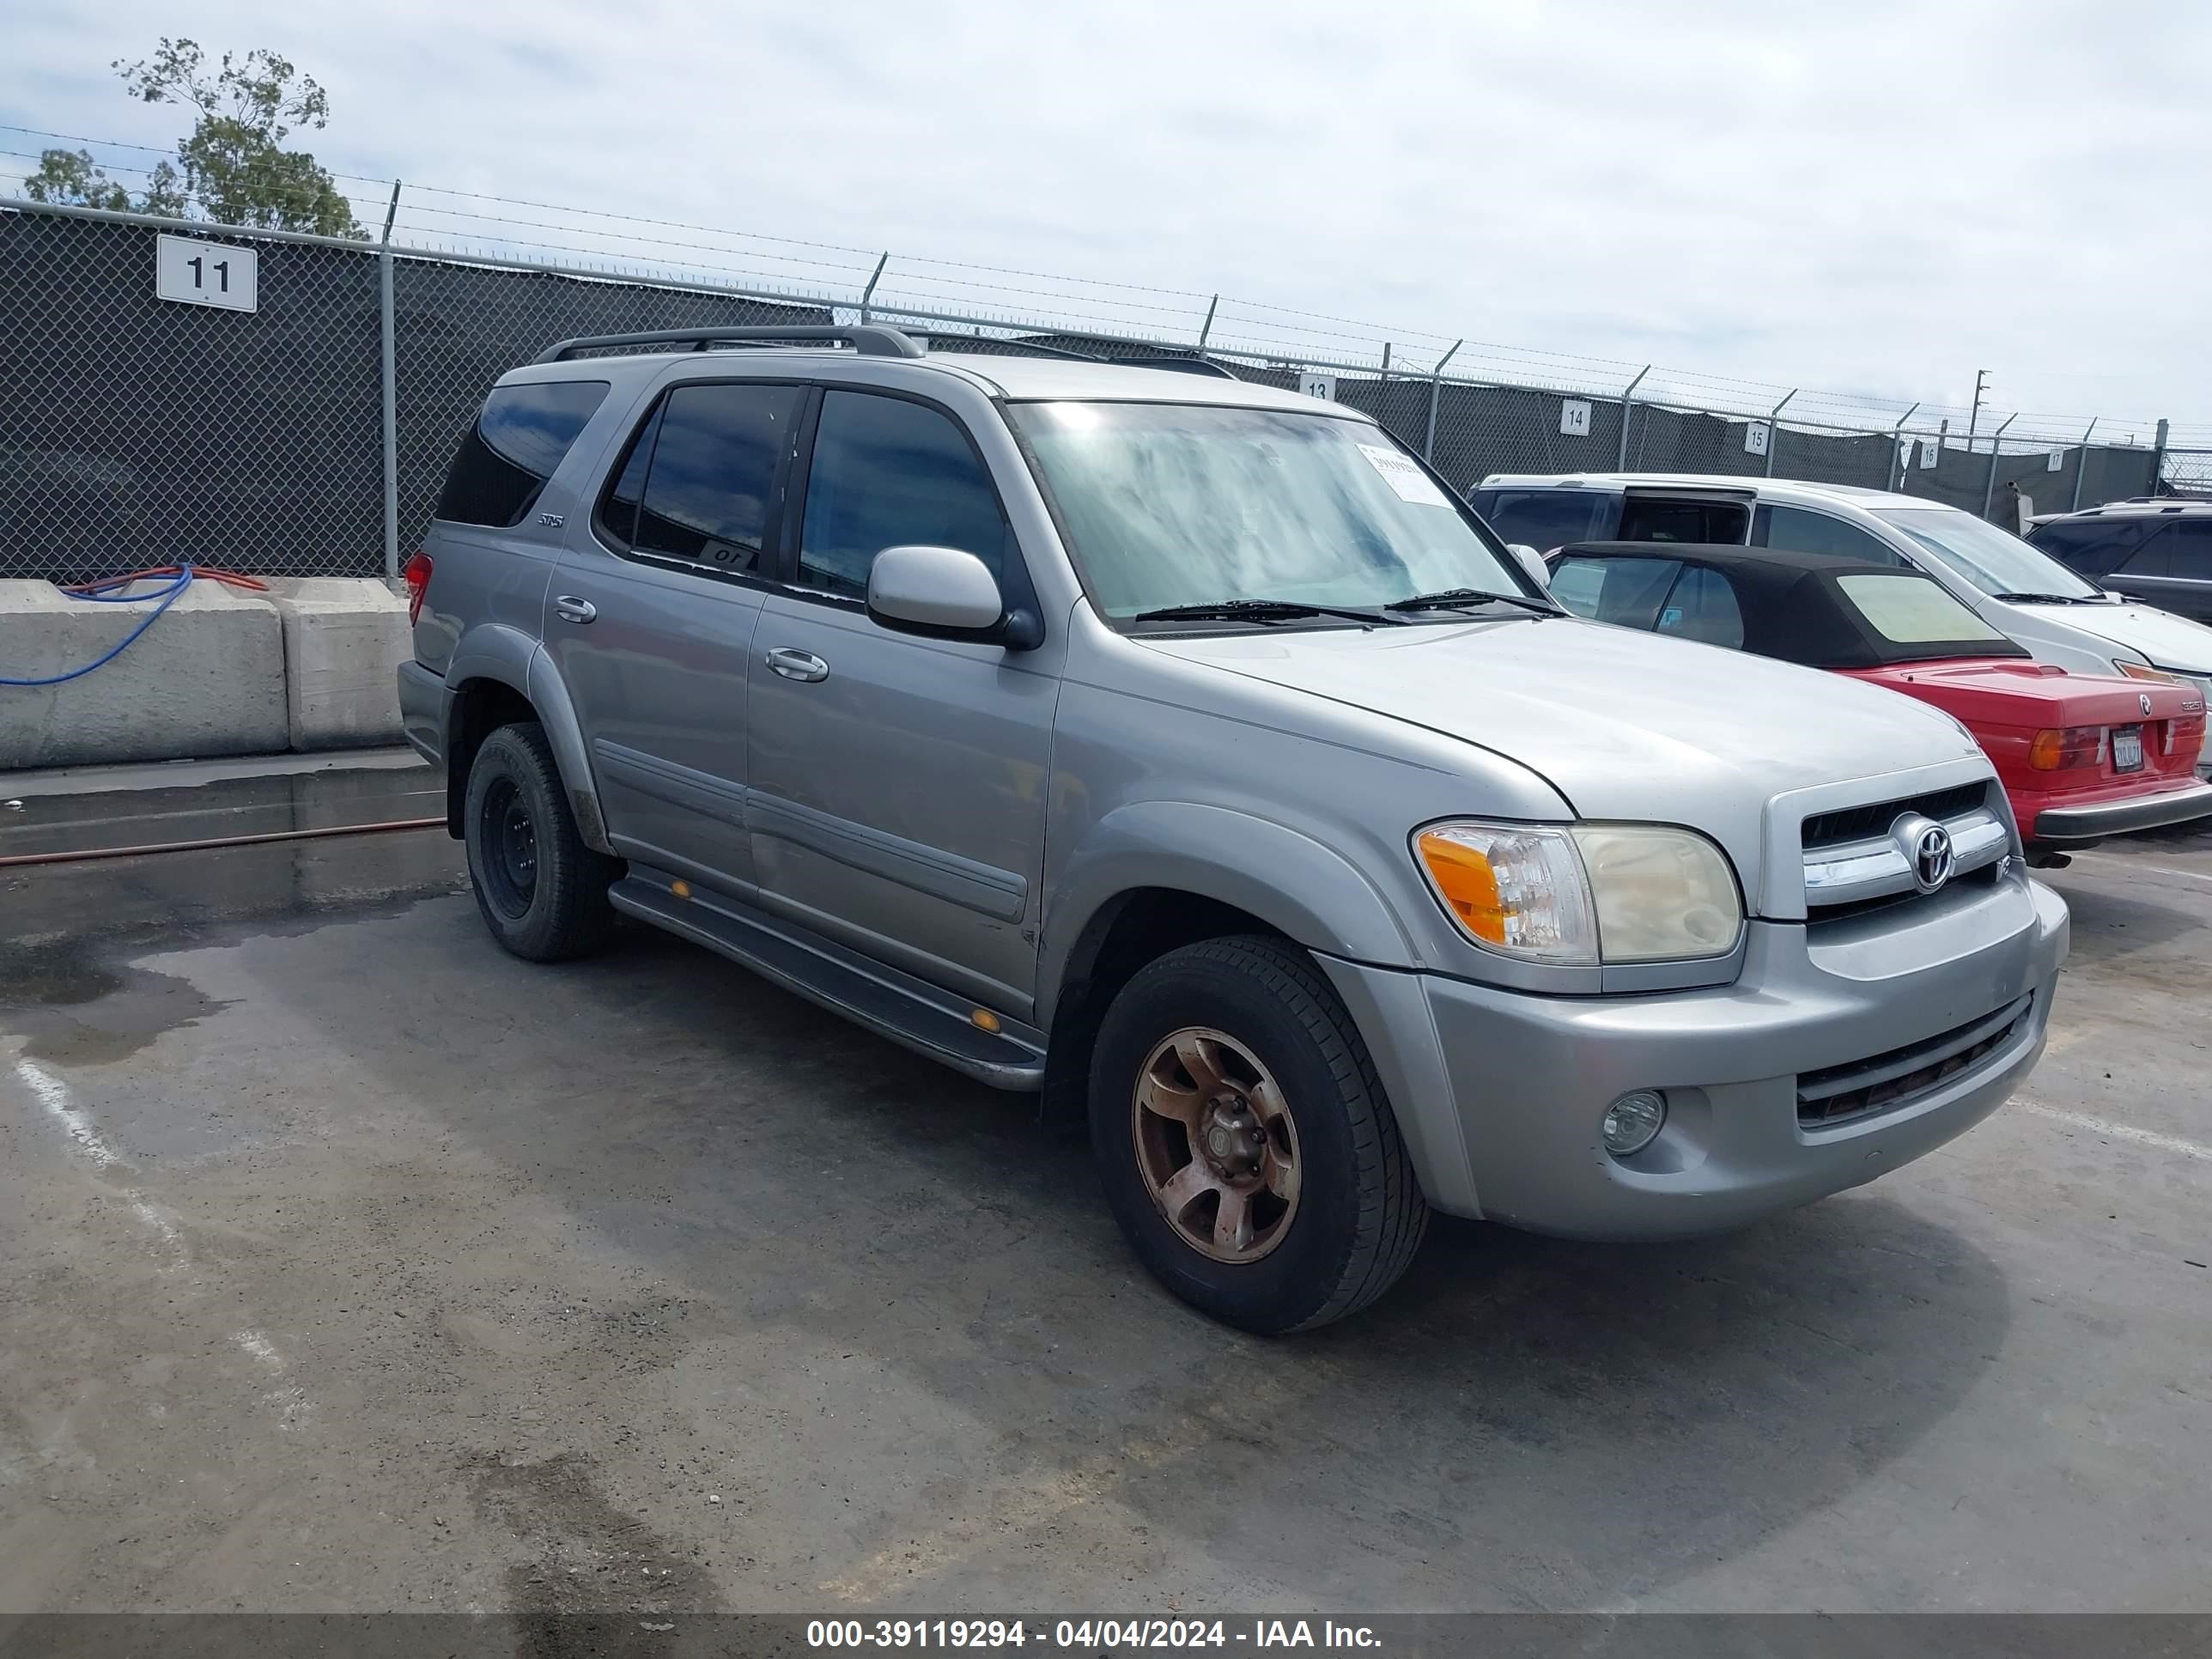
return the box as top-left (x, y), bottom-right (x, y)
top-left (797, 391), bottom-right (1011, 599)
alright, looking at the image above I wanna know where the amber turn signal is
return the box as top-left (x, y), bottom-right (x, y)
top-left (1414, 830), bottom-right (1508, 946)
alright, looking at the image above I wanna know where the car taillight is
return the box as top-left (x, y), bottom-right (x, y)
top-left (2028, 726), bottom-right (2102, 771)
top-left (402, 551), bottom-right (433, 625)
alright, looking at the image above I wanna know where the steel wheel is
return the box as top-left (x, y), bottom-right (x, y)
top-left (1130, 1026), bottom-right (1303, 1263)
top-left (477, 776), bottom-right (539, 920)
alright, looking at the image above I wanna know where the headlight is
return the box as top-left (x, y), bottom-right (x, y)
top-left (2115, 660), bottom-right (2176, 684)
top-left (1414, 820), bottom-right (1742, 965)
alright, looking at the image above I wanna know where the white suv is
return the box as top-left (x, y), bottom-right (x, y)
top-left (1473, 473), bottom-right (2212, 774)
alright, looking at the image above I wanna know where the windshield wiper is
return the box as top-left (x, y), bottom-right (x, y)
top-left (1129, 599), bottom-right (1406, 627)
top-left (1384, 586), bottom-right (1563, 617)
top-left (1990, 591), bottom-right (2098, 605)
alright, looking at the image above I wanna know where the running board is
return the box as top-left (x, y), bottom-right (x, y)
top-left (608, 873), bottom-right (1047, 1091)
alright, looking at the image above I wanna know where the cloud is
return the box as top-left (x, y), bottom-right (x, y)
top-left (7, 0), bottom-right (2207, 436)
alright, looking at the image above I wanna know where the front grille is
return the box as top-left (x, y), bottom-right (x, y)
top-left (1802, 782), bottom-right (1989, 852)
top-left (1796, 993), bottom-right (2034, 1127)
top-left (1807, 860), bottom-right (2000, 926)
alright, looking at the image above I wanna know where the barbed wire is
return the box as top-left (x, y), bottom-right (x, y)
top-left (6, 123), bottom-right (2203, 448)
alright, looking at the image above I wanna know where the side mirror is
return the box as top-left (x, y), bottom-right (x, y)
top-left (866, 544), bottom-right (1042, 648)
top-left (1508, 543), bottom-right (1552, 590)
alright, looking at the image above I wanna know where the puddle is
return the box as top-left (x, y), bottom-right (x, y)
top-left (0, 946), bottom-right (232, 1066)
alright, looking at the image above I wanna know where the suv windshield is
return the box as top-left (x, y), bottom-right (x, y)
top-left (1875, 507), bottom-right (2105, 603)
top-left (1009, 401), bottom-right (1530, 623)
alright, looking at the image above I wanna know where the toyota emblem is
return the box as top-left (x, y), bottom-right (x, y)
top-left (2141, 692), bottom-right (2154, 717)
top-left (1893, 812), bottom-right (1955, 894)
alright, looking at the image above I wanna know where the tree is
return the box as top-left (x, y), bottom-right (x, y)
top-left (21, 39), bottom-right (358, 236)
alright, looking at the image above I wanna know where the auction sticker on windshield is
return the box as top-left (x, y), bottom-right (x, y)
top-left (1358, 442), bottom-right (1453, 507)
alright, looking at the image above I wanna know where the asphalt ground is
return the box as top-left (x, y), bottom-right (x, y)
top-left (1, 763), bottom-right (2206, 1616)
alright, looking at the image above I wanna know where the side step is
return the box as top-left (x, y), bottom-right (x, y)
top-left (607, 873), bottom-right (1047, 1091)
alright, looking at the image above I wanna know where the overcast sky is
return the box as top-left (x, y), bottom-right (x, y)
top-left (8, 1), bottom-right (2206, 435)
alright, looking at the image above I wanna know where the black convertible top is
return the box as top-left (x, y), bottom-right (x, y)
top-left (1552, 542), bottom-right (2031, 670)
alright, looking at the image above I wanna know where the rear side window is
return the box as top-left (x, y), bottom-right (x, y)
top-left (434, 380), bottom-right (609, 528)
top-left (600, 381), bottom-right (803, 575)
top-left (1655, 565), bottom-right (1747, 648)
top-left (1551, 556), bottom-right (1681, 629)
top-left (796, 391), bottom-right (1008, 599)
top-left (1754, 504), bottom-right (1905, 564)
top-left (1479, 489), bottom-right (1614, 553)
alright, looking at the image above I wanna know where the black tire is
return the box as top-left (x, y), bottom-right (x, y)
top-left (462, 721), bottom-right (622, 962)
top-left (1089, 935), bottom-right (1428, 1334)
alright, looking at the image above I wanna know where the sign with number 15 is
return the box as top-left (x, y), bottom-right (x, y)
top-left (156, 233), bottom-right (258, 313)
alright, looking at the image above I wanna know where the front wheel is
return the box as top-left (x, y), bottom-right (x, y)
top-left (1088, 935), bottom-right (1428, 1334)
top-left (462, 720), bottom-right (622, 962)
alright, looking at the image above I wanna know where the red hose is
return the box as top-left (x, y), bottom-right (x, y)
top-left (61, 565), bottom-right (270, 596)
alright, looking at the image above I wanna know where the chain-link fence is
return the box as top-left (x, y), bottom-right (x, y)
top-left (0, 191), bottom-right (2190, 583)
top-left (0, 205), bottom-right (826, 582)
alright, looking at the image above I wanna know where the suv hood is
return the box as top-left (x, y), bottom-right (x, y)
top-left (1146, 617), bottom-right (1986, 887)
top-left (2006, 596), bottom-right (2212, 675)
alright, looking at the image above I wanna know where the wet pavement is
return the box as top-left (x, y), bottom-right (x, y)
top-left (1, 764), bottom-right (2209, 1614)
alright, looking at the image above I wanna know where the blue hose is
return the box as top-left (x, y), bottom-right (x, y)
top-left (0, 565), bottom-right (199, 687)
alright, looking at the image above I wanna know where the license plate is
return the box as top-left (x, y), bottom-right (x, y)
top-left (2113, 726), bottom-right (2144, 772)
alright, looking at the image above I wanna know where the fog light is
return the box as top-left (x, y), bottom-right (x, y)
top-left (1601, 1090), bottom-right (1667, 1156)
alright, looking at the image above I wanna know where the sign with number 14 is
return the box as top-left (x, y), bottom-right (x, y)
top-left (155, 233), bottom-right (258, 313)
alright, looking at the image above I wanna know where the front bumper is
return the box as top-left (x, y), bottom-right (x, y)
top-left (1322, 872), bottom-right (2069, 1238)
top-left (2030, 778), bottom-right (2212, 844)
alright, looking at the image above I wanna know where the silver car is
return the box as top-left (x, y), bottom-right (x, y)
top-left (399, 327), bottom-right (2067, 1334)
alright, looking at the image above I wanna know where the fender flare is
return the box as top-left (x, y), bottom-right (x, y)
top-left (444, 629), bottom-right (614, 854)
top-left (1038, 799), bottom-right (1419, 1028)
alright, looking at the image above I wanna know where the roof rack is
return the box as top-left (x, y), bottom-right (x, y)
top-left (908, 330), bottom-right (1241, 380)
top-left (532, 325), bottom-right (926, 365)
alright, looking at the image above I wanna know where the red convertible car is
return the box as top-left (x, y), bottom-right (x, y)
top-left (1547, 543), bottom-right (2212, 862)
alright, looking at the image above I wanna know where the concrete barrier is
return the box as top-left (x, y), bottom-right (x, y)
top-left (263, 579), bottom-right (410, 751)
top-left (0, 579), bottom-right (289, 769)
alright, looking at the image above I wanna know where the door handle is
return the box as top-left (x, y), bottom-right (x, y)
top-left (765, 647), bottom-right (830, 683)
top-left (553, 596), bottom-right (597, 624)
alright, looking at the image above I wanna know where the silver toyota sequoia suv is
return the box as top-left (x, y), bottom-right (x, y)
top-left (399, 325), bottom-right (2069, 1334)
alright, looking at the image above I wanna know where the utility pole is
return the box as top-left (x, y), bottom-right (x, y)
top-left (1967, 369), bottom-right (1990, 450)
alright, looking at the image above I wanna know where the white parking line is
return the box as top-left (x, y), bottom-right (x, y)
top-left (2017, 1100), bottom-right (2212, 1164)
top-left (14, 1054), bottom-right (123, 1169)
top-left (10, 1046), bottom-right (314, 1429)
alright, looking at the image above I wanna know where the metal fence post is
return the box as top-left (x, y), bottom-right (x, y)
top-left (380, 179), bottom-right (402, 581)
top-left (2152, 417), bottom-right (2170, 495)
top-left (2069, 417), bottom-right (2097, 511)
top-left (1886, 402), bottom-right (1920, 491)
top-left (1982, 413), bottom-right (2017, 520)
top-left (1197, 294), bottom-right (1218, 352)
top-left (1424, 340), bottom-right (1462, 461)
top-left (1616, 366), bottom-right (1650, 469)
top-left (1762, 389), bottom-right (1796, 477)
top-left (859, 252), bottom-right (889, 324)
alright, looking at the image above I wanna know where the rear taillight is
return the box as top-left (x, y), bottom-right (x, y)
top-left (2028, 726), bottom-right (2102, 772)
top-left (402, 550), bottom-right (433, 625)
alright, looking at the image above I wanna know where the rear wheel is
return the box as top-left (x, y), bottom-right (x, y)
top-left (463, 721), bottom-right (621, 961)
top-left (1089, 935), bottom-right (1428, 1334)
